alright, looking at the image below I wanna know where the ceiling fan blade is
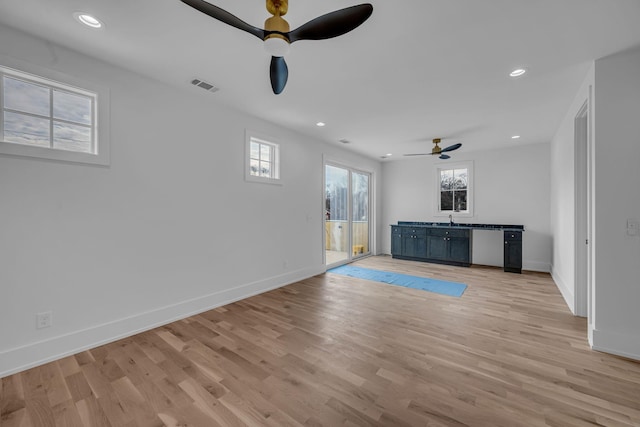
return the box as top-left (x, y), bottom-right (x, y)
top-left (287, 4), bottom-right (373, 43)
top-left (270, 56), bottom-right (288, 94)
top-left (439, 154), bottom-right (451, 160)
top-left (403, 153), bottom-right (429, 157)
top-left (180, 0), bottom-right (265, 40)
top-left (441, 143), bottom-right (462, 153)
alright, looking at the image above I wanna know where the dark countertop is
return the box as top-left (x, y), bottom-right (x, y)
top-left (393, 221), bottom-right (525, 231)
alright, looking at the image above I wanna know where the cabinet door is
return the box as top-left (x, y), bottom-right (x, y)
top-left (391, 231), bottom-right (403, 256)
top-left (426, 235), bottom-right (448, 260)
top-left (403, 235), bottom-right (417, 257)
top-left (414, 234), bottom-right (428, 258)
top-left (449, 237), bottom-right (470, 263)
top-left (504, 231), bottom-right (522, 273)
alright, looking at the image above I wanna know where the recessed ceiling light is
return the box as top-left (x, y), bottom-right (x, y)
top-left (386, 153), bottom-right (393, 157)
top-left (509, 68), bottom-right (526, 77)
top-left (511, 135), bottom-right (521, 139)
top-left (339, 139), bottom-right (351, 144)
top-left (74, 12), bottom-right (103, 29)
top-left (316, 122), bottom-right (326, 127)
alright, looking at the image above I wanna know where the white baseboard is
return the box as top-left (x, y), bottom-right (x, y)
top-left (591, 326), bottom-right (640, 361)
top-left (551, 266), bottom-right (575, 315)
top-left (523, 260), bottom-right (550, 273)
top-left (0, 265), bottom-right (325, 378)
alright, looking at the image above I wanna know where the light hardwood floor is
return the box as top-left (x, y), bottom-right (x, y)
top-left (2, 256), bottom-right (640, 426)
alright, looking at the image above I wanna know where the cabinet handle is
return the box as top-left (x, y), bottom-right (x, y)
top-left (505, 241), bottom-right (508, 244)
top-left (443, 237), bottom-right (446, 241)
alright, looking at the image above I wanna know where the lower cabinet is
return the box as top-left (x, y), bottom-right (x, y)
top-left (391, 223), bottom-right (523, 273)
top-left (392, 226), bottom-right (471, 267)
top-left (391, 227), bottom-right (403, 256)
top-left (402, 228), bottom-right (427, 258)
top-left (504, 231), bottom-right (523, 273)
top-left (426, 228), bottom-right (471, 267)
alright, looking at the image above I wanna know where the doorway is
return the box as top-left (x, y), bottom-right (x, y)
top-left (324, 163), bottom-right (371, 267)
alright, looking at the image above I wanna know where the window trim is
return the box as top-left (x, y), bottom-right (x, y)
top-left (0, 55), bottom-right (110, 166)
top-left (244, 130), bottom-right (281, 185)
top-left (434, 160), bottom-right (474, 218)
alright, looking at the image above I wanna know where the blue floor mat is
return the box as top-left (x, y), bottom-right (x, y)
top-left (328, 265), bottom-right (467, 297)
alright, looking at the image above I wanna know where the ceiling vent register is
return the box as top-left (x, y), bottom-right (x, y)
top-left (191, 78), bottom-right (219, 93)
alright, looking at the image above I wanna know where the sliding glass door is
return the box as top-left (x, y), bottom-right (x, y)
top-left (325, 163), bottom-right (371, 266)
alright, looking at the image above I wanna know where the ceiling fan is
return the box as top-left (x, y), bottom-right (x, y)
top-left (404, 138), bottom-right (462, 160)
top-left (180, 0), bottom-right (373, 94)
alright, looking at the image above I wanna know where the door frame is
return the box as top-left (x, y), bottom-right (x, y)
top-left (323, 157), bottom-right (374, 267)
top-left (574, 97), bottom-right (592, 318)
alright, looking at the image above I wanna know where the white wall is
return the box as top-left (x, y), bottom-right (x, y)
top-left (0, 24), bottom-right (382, 377)
top-left (381, 143), bottom-right (551, 272)
top-left (550, 65), bottom-right (594, 315)
top-left (590, 46), bottom-right (640, 359)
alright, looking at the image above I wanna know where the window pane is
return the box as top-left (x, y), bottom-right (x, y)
top-left (3, 111), bottom-right (50, 147)
top-left (3, 76), bottom-right (50, 116)
top-left (454, 169), bottom-right (468, 189)
top-left (53, 90), bottom-right (92, 125)
top-left (453, 190), bottom-right (467, 211)
top-left (440, 169), bottom-right (454, 191)
top-left (250, 141), bottom-right (260, 160)
top-left (250, 159), bottom-right (260, 176)
top-left (352, 172), bottom-right (369, 221)
top-left (326, 165), bottom-right (348, 221)
top-left (440, 191), bottom-right (454, 211)
top-left (53, 122), bottom-right (92, 153)
top-left (260, 144), bottom-right (271, 161)
top-left (260, 161), bottom-right (271, 177)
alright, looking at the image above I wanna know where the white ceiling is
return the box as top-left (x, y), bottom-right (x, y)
top-left (1, 0), bottom-right (640, 161)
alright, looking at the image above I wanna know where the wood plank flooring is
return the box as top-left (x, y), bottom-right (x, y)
top-left (2, 255), bottom-right (640, 426)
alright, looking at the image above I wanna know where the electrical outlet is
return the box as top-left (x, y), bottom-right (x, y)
top-left (36, 311), bottom-right (52, 329)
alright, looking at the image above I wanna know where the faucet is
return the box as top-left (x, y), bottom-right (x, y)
top-left (449, 214), bottom-right (454, 226)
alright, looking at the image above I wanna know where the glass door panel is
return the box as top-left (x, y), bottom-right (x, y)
top-left (325, 165), bottom-right (349, 265)
top-left (351, 171), bottom-right (370, 258)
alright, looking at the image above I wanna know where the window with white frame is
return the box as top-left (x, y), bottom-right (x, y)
top-left (0, 61), bottom-right (109, 165)
top-left (245, 131), bottom-right (280, 183)
top-left (436, 161), bottom-right (473, 216)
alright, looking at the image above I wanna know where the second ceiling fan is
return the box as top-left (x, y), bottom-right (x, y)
top-left (180, 0), bottom-right (373, 94)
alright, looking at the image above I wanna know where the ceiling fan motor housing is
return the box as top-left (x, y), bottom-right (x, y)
top-left (264, 15), bottom-right (290, 38)
top-left (432, 138), bottom-right (442, 155)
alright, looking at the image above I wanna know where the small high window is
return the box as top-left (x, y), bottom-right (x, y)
top-left (0, 61), bottom-right (109, 165)
top-left (245, 131), bottom-right (280, 184)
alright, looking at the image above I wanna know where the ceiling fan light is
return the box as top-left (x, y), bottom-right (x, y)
top-left (264, 37), bottom-right (290, 57)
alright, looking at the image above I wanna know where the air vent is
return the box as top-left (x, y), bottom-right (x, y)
top-left (191, 78), bottom-right (219, 93)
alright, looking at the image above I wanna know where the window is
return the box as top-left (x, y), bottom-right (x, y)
top-left (0, 59), bottom-right (109, 165)
top-left (245, 131), bottom-right (280, 184)
top-left (436, 161), bottom-right (473, 216)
